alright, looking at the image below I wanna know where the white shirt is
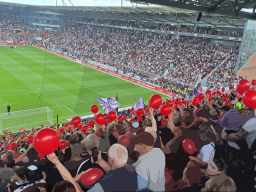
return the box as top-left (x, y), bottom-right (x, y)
top-left (133, 148), bottom-right (165, 192)
top-left (198, 142), bottom-right (215, 163)
top-left (242, 118), bottom-right (256, 149)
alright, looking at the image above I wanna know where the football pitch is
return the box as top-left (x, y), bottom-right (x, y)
top-left (0, 46), bottom-right (167, 132)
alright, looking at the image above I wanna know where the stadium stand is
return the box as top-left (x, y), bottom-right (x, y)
top-left (2, 6), bottom-right (256, 192)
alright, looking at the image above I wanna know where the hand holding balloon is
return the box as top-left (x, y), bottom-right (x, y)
top-left (47, 153), bottom-right (58, 164)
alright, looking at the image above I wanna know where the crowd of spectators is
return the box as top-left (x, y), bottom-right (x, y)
top-left (0, 83), bottom-right (256, 192)
top-left (0, 14), bottom-right (42, 43)
top-left (69, 18), bottom-right (244, 37)
top-left (45, 26), bottom-right (236, 83)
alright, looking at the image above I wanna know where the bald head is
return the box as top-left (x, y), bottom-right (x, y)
top-left (108, 144), bottom-right (128, 168)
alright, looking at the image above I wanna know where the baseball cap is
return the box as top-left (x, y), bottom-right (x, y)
top-left (218, 105), bottom-right (230, 112)
top-left (130, 122), bottom-right (139, 129)
top-left (130, 132), bottom-right (154, 147)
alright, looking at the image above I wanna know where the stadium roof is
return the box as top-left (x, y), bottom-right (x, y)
top-left (0, 1), bottom-right (249, 27)
top-left (128, 0), bottom-right (256, 20)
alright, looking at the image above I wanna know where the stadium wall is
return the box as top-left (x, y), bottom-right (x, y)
top-left (0, 43), bottom-right (28, 46)
top-left (32, 45), bottom-right (183, 98)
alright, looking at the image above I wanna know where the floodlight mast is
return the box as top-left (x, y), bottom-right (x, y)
top-left (56, 0), bottom-right (74, 6)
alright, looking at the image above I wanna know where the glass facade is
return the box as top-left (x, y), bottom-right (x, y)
top-left (236, 20), bottom-right (256, 73)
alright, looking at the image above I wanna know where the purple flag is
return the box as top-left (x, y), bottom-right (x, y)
top-left (96, 98), bottom-right (120, 113)
top-left (132, 96), bottom-right (144, 111)
top-left (194, 88), bottom-right (200, 97)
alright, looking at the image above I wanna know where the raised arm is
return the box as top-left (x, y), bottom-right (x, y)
top-left (94, 113), bottom-right (100, 132)
top-left (70, 125), bottom-right (79, 142)
top-left (15, 144), bottom-right (33, 163)
top-left (91, 151), bottom-right (111, 172)
top-left (47, 153), bottom-right (83, 192)
top-left (167, 108), bottom-right (175, 131)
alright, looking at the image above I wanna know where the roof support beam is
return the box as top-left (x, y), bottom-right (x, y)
top-left (211, 0), bottom-right (225, 10)
top-left (217, 0), bottom-right (256, 9)
top-left (235, 0), bottom-right (251, 16)
top-left (130, 0), bottom-right (256, 19)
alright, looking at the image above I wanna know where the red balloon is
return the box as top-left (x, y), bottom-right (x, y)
top-left (216, 90), bottom-right (222, 96)
top-left (59, 141), bottom-right (67, 149)
top-left (106, 119), bottom-right (110, 124)
top-left (129, 119), bottom-right (135, 122)
top-left (192, 100), bottom-right (199, 106)
top-left (69, 122), bottom-right (72, 125)
top-left (59, 128), bottom-right (64, 133)
top-left (27, 136), bottom-right (33, 144)
top-left (223, 101), bottom-right (231, 106)
top-left (242, 90), bottom-right (256, 108)
top-left (221, 87), bottom-right (225, 92)
top-left (78, 125), bottom-right (83, 129)
top-left (237, 79), bottom-right (250, 95)
top-left (95, 114), bottom-right (106, 125)
top-left (117, 116), bottom-right (123, 121)
top-left (5, 145), bottom-right (12, 150)
top-left (33, 128), bottom-right (59, 155)
top-left (37, 154), bottom-right (45, 158)
top-left (222, 97), bottom-right (227, 101)
top-left (205, 90), bottom-right (211, 96)
top-left (68, 126), bottom-right (71, 130)
top-left (137, 116), bottom-right (142, 122)
top-left (88, 120), bottom-right (95, 127)
top-left (198, 93), bottom-right (205, 100)
top-left (11, 142), bottom-right (17, 149)
top-left (149, 94), bottom-right (162, 108)
top-left (81, 127), bottom-right (88, 133)
top-left (229, 85), bottom-right (234, 90)
top-left (160, 105), bottom-right (172, 116)
top-left (136, 108), bottom-right (144, 116)
top-left (107, 111), bottom-right (117, 121)
top-left (166, 100), bottom-right (173, 107)
top-left (193, 97), bottom-right (199, 101)
top-left (224, 93), bottom-right (228, 98)
top-left (80, 168), bottom-right (104, 185)
top-left (122, 115), bottom-right (127, 120)
top-left (64, 123), bottom-right (68, 127)
top-left (236, 94), bottom-right (240, 99)
top-left (95, 132), bottom-right (101, 137)
top-left (0, 143), bottom-right (2, 147)
top-left (131, 107), bottom-right (134, 112)
top-left (252, 79), bottom-right (256, 85)
top-left (182, 139), bottom-right (197, 154)
top-left (71, 116), bottom-right (81, 127)
top-left (212, 91), bottom-right (216, 95)
top-left (145, 109), bottom-right (149, 113)
top-left (91, 105), bottom-right (98, 113)
top-left (208, 97), bottom-right (212, 102)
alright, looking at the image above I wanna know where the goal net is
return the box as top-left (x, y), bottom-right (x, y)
top-left (0, 107), bottom-right (53, 133)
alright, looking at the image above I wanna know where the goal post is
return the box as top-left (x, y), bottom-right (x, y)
top-left (0, 107), bottom-right (53, 133)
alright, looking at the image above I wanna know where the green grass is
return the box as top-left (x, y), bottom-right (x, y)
top-left (0, 46), bottom-right (168, 132)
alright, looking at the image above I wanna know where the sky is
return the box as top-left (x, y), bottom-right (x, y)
top-left (0, 0), bottom-right (146, 6)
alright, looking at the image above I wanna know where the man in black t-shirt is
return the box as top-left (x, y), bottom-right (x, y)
top-left (7, 105), bottom-right (10, 115)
